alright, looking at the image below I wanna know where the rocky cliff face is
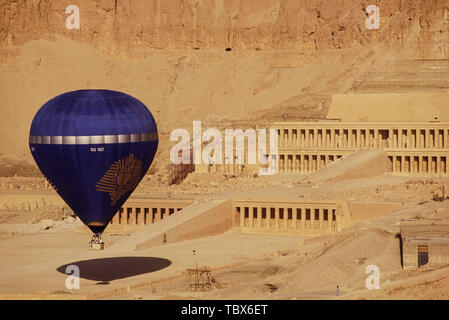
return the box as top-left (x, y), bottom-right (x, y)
top-left (1, 0), bottom-right (448, 57)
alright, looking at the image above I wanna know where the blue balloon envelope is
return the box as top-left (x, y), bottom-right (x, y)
top-left (29, 90), bottom-right (158, 235)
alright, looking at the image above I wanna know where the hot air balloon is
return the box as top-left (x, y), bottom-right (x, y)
top-left (29, 90), bottom-right (158, 249)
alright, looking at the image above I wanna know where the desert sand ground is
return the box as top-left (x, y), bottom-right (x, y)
top-left (1, 171), bottom-right (449, 300)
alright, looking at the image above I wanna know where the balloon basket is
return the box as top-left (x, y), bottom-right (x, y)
top-left (89, 233), bottom-right (104, 250)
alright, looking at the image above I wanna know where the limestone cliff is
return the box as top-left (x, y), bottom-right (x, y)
top-left (1, 0), bottom-right (448, 57)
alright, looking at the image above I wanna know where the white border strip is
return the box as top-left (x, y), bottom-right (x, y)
top-left (29, 132), bottom-right (158, 145)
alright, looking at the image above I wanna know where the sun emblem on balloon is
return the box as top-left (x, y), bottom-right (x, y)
top-left (95, 153), bottom-right (142, 205)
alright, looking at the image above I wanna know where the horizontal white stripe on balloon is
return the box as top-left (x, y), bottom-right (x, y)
top-left (29, 132), bottom-right (158, 145)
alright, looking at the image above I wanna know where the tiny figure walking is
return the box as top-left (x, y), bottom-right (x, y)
top-left (336, 285), bottom-right (340, 296)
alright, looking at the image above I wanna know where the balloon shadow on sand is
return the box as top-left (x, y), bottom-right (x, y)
top-left (57, 257), bottom-right (172, 283)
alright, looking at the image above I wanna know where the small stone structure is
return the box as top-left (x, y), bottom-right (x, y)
top-left (400, 218), bottom-right (449, 270)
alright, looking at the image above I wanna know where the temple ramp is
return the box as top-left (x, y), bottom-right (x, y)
top-left (307, 149), bottom-right (392, 184)
top-left (108, 198), bottom-right (234, 252)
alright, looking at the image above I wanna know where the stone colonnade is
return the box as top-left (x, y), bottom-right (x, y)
top-left (273, 122), bottom-right (449, 175)
top-left (233, 199), bottom-right (347, 235)
top-left (274, 123), bottom-right (449, 150)
top-left (111, 198), bottom-right (193, 225)
top-left (388, 152), bottom-right (449, 176)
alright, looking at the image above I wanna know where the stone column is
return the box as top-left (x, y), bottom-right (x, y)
top-left (374, 129), bottom-right (379, 148)
top-left (293, 155), bottom-right (298, 173)
top-left (343, 129), bottom-right (348, 148)
top-left (328, 209), bottom-right (333, 230)
top-left (128, 207), bottom-right (136, 224)
top-left (304, 129), bottom-right (310, 148)
top-left (319, 208), bottom-right (324, 230)
top-left (266, 207), bottom-right (271, 229)
top-left (392, 130), bottom-right (397, 148)
top-left (437, 156), bottom-right (441, 175)
top-left (338, 129), bottom-right (343, 148)
top-left (300, 154), bottom-right (305, 173)
top-left (279, 129), bottom-right (284, 149)
top-left (249, 206), bottom-right (254, 228)
top-left (311, 208), bottom-right (315, 229)
top-left (136, 208), bottom-right (141, 225)
top-left (393, 156), bottom-right (397, 173)
top-left (275, 207), bottom-right (280, 229)
top-left (419, 130), bottom-right (426, 149)
top-left (331, 129), bottom-right (335, 148)
top-left (283, 208), bottom-right (288, 229)
top-left (297, 155), bottom-right (301, 173)
top-left (425, 129), bottom-right (430, 148)
top-left (331, 209), bottom-right (338, 230)
top-left (401, 155), bottom-right (405, 174)
top-left (291, 155), bottom-right (295, 173)
top-left (143, 209), bottom-right (148, 225)
top-left (142, 208), bottom-right (148, 225)
top-left (301, 207), bottom-right (306, 229)
top-left (304, 155), bottom-right (309, 174)
top-left (432, 156), bottom-right (437, 174)
top-left (360, 129), bottom-right (366, 149)
top-left (406, 129), bottom-right (411, 149)
top-left (357, 129), bottom-right (362, 148)
top-left (388, 129), bottom-right (393, 148)
top-left (431, 129), bottom-right (436, 148)
top-left (293, 208), bottom-right (298, 229)
top-left (158, 207), bottom-right (163, 221)
top-left (239, 207), bottom-right (245, 227)
top-left (444, 129), bottom-right (448, 149)
top-left (300, 130), bottom-right (305, 147)
top-left (313, 129), bottom-right (318, 148)
top-left (446, 156), bottom-right (449, 175)
top-left (257, 207), bottom-right (262, 228)
top-left (149, 209), bottom-right (154, 224)
top-left (415, 155), bottom-right (419, 174)
top-left (418, 156), bottom-right (423, 174)
top-left (348, 129), bottom-right (353, 148)
top-left (364, 129), bottom-right (369, 148)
